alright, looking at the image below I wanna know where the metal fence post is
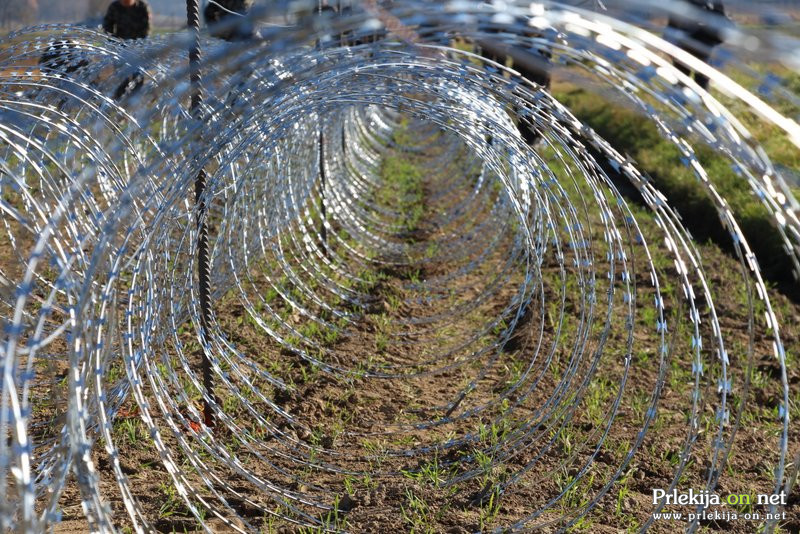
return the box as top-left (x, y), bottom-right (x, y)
top-left (187, 0), bottom-right (215, 428)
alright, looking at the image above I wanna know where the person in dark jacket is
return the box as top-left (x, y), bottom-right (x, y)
top-left (204, 0), bottom-right (255, 42)
top-left (103, 0), bottom-right (151, 100)
top-left (665, 0), bottom-right (728, 90)
top-left (103, 0), bottom-right (151, 40)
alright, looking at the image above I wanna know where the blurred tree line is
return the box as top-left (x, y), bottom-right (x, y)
top-left (0, 0), bottom-right (108, 28)
top-left (0, 0), bottom-right (38, 27)
top-left (0, 0), bottom-right (181, 29)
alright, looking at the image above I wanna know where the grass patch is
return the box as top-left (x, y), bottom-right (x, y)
top-left (553, 86), bottom-right (794, 292)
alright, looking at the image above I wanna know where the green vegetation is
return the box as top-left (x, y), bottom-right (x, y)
top-left (379, 155), bottom-right (425, 234)
top-left (553, 85), bottom-right (794, 290)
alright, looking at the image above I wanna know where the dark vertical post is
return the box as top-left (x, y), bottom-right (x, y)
top-left (317, 3), bottom-right (328, 257)
top-left (319, 129), bottom-right (328, 256)
top-left (187, 0), bottom-right (215, 428)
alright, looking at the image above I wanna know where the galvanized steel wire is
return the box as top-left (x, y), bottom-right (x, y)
top-left (0, 0), bottom-right (798, 531)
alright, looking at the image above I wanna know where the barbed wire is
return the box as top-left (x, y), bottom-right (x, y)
top-left (0, 1), bottom-right (797, 531)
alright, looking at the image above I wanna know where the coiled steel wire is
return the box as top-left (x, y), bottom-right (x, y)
top-left (0, 1), bottom-right (798, 531)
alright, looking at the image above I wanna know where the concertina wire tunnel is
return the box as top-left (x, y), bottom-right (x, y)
top-left (0, 0), bottom-right (799, 531)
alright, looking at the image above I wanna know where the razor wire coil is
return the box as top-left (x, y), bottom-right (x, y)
top-left (0, 1), bottom-right (798, 532)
